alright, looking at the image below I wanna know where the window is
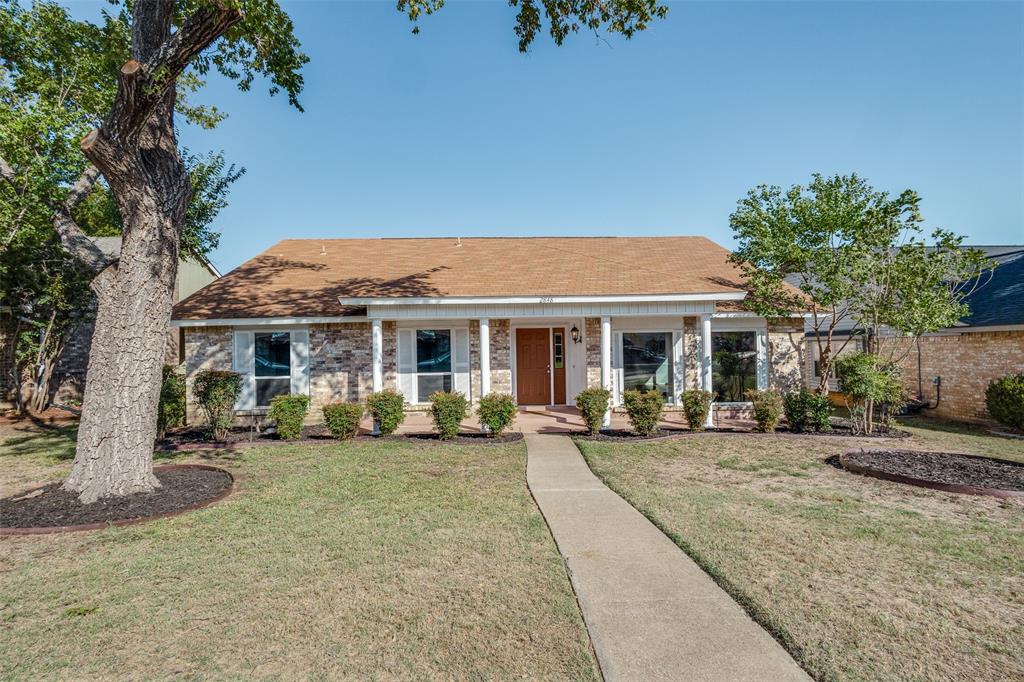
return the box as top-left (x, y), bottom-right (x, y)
top-left (553, 332), bottom-right (564, 370)
top-left (255, 331), bottom-right (290, 407)
top-left (711, 331), bottom-right (756, 402)
top-left (416, 329), bottom-right (452, 402)
top-left (621, 332), bottom-right (673, 400)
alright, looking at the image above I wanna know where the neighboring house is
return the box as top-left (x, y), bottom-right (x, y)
top-left (790, 245), bottom-right (1024, 423)
top-left (49, 237), bottom-right (220, 403)
top-left (171, 237), bottom-right (808, 426)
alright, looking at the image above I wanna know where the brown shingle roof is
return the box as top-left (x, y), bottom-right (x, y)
top-left (172, 236), bottom-right (752, 320)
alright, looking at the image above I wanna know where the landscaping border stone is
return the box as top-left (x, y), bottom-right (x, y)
top-left (1, 464), bottom-right (235, 535)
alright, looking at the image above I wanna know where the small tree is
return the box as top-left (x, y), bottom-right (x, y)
top-left (729, 173), bottom-right (993, 399)
top-left (192, 370), bottom-right (242, 441)
top-left (835, 352), bottom-right (906, 434)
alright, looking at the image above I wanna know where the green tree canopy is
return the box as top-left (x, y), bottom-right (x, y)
top-left (728, 173), bottom-right (993, 393)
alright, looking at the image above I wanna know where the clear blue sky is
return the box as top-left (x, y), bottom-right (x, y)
top-left (75, 1), bottom-right (1024, 273)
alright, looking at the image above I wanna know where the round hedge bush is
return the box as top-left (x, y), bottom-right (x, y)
top-left (986, 373), bottom-right (1024, 431)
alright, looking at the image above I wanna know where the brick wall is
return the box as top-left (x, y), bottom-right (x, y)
top-left (884, 329), bottom-right (1024, 423)
top-left (183, 326), bottom-right (233, 423)
top-left (489, 319), bottom-right (513, 395)
top-left (585, 317), bottom-right (602, 388)
top-left (309, 323), bottom-right (373, 414)
top-left (683, 316), bottom-right (700, 390)
top-left (768, 320), bottom-right (805, 393)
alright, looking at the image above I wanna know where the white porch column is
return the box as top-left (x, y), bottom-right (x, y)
top-left (479, 318), bottom-right (491, 434)
top-left (700, 314), bottom-right (715, 428)
top-left (600, 315), bottom-right (612, 430)
top-left (479, 318), bottom-right (490, 397)
top-left (371, 318), bottom-right (383, 435)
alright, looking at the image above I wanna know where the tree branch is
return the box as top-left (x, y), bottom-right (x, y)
top-left (82, 1), bottom-right (244, 160)
top-left (50, 166), bottom-right (117, 272)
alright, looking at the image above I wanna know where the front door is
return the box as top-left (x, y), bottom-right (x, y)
top-left (516, 328), bottom-right (551, 405)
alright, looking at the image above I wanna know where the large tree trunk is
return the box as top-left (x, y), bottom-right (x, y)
top-left (61, 0), bottom-right (237, 503)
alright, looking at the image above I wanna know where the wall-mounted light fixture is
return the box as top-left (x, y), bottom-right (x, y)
top-left (570, 324), bottom-right (582, 344)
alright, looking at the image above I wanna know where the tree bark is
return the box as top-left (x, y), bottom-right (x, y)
top-left (60, 0), bottom-right (242, 503)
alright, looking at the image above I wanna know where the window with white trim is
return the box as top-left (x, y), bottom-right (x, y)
top-left (255, 331), bottom-right (291, 407)
top-left (415, 329), bottom-right (452, 402)
top-left (711, 331), bottom-right (757, 402)
top-left (621, 332), bottom-right (673, 401)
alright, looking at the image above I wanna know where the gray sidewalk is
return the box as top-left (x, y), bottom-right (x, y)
top-left (525, 434), bottom-right (809, 682)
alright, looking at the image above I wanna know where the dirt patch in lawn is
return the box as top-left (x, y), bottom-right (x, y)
top-left (1, 465), bottom-right (232, 532)
top-left (841, 449), bottom-right (1024, 496)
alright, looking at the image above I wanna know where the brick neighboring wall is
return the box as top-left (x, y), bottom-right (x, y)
top-left (472, 319), bottom-right (512, 399)
top-left (768, 320), bottom-right (805, 393)
top-left (309, 323), bottom-right (373, 414)
top-left (183, 326), bottom-right (233, 423)
top-left (585, 317), bottom-right (602, 388)
top-left (490, 319), bottom-right (512, 395)
top-left (683, 316), bottom-right (700, 391)
top-left (884, 329), bottom-right (1024, 423)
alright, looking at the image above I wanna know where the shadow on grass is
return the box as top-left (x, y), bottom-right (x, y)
top-left (898, 415), bottom-right (994, 438)
top-left (0, 426), bottom-right (79, 463)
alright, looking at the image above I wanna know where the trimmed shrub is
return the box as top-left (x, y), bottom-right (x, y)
top-left (575, 387), bottom-right (611, 435)
top-left (986, 373), bottom-right (1024, 431)
top-left (622, 390), bottom-right (664, 436)
top-left (268, 394), bottom-right (310, 440)
top-left (835, 353), bottom-right (904, 433)
top-left (746, 389), bottom-right (783, 433)
top-left (192, 370), bottom-right (243, 440)
top-left (367, 389), bottom-right (406, 436)
top-left (323, 402), bottom-right (365, 440)
top-left (429, 391), bottom-right (469, 440)
top-left (477, 393), bottom-right (518, 436)
top-left (157, 364), bottom-right (186, 439)
top-left (680, 389), bottom-right (713, 432)
top-left (782, 388), bottom-right (833, 433)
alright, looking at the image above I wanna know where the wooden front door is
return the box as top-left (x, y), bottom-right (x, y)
top-left (516, 328), bottom-right (551, 405)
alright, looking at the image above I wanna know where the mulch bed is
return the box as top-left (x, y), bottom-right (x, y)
top-left (572, 427), bottom-right (743, 441)
top-left (159, 425), bottom-right (522, 450)
top-left (777, 421), bottom-right (912, 439)
top-left (1, 465), bottom-right (233, 534)
top-left (839, 450), bottom-right (1024, 498)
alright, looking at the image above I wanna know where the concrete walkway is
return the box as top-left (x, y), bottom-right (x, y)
top-left (525, 434), bottom-right (809, 682)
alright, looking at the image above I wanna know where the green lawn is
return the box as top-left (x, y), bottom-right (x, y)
top-left (577, 418), bottom-right (1024, 682)
top-left (1, 429), bottom-right (599, 680)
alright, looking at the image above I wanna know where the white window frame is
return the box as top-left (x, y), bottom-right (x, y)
top-left (232, 326), bottom-right (310, 412)
top-left (708, 319), bottom-right (768, 405)
top-left (616, 329), bottom-right (680, 406)
top-left (413, 327), bottom-right (455, 403)
top-left (253, 330), bottom-right (293, 408)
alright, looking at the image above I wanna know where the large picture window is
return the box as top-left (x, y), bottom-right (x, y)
top-left (416, 329), bottom-right (452, 402)
top-left (711, 331), bottom-right (756, 402)
top-left (622, 332), bottom-right (673, 400)
top-left (255, 331), bottom-right (291, 407)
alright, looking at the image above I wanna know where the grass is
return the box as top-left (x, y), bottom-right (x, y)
top-left (1, 428), bottom-right (599, 680)
top-left (576, 416), bottom-right (1024, 682)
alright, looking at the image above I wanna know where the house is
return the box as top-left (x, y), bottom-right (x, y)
top-left (45, 237), bottom-right (220, 405)
top-left (790, 245), bottom-right (1024, 423)
top-left (171, 237), bottom-right (808, 427)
